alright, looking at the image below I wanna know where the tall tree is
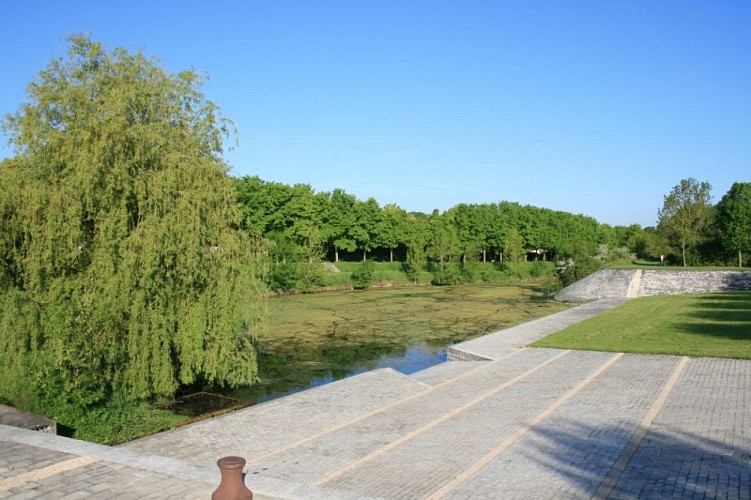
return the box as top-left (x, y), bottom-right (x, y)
top-left (504, 227), bottom-right (526, 264)
top-left (378, 204), bottom-right (408, 263)
top-left (354, 197), bottom-right (383, 261)
top-left (657, 178), bottom-right (713, 266)
top-left (0, 36), bottom-right (266, 421)
top-left (403, 212), bottom-right (430, 283)
top-left (323, 189), bottom-right (358, 262)
top-left (716, 182), bottom-right (751, 267)
top-left (427, 211), bottom-right (461, 285)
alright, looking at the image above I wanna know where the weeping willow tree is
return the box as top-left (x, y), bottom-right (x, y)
top-left (0, 35), bottom-right (266, 426)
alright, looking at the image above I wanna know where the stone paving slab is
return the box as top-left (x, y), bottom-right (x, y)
top-left (0, 426), bottom-right (372, 499)
top-left (0, 441), bottom-right (78, 481)
top-left (446, 354), bottom-right (683, 499)
top-left (447, 298), bottom-right (628, 361)
top-left (122, 367), bottom-right (427, 466)
top-left (608, 357), bottom-right (751, 499)
top-left (0, 431), bottom-right (214, 499)
top-left (407, 360), bottom-right (488, 387)
top-left (242, 349), bottom-right (582, 484)
top-left (317, 351), bottom-right (620, 497)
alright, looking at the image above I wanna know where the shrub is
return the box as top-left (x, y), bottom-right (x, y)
top-left (351, 261), bottom-right (375, 290)
top-left (68, 400), bottom-right (184, 444)
top-left (556, 254), bottom-right (601, 287)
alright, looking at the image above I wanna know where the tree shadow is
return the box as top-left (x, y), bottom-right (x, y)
top-left (676, 292), bottom-right (751, 341)
top-left (519, 417), bottom-right (750, 498)
top-left (693, 292), bottom-right (751, 308)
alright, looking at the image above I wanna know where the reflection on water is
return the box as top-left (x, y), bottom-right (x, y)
top-left (227, 341), bottom-right (447, 406)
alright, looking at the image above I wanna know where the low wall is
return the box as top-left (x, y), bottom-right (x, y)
top-left (554, 269), bottom-right (637, 303)
top-left (555, 269), bottom-right (751, 302)
top-left (639, 270), bottom-right (751, 296)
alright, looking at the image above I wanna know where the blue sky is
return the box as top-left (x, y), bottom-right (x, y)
top-left (2, 1), bottom-right (749, 227)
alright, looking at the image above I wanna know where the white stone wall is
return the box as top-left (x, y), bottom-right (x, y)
top-left (555, 269), bottom-right (751, 302)
top-left (554, 269), bottom-right (636, 303)
top-left (639, 270), bottom-right (751, 296)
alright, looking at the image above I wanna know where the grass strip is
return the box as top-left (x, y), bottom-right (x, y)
top-left (532, 291), bottom-right (751, 359)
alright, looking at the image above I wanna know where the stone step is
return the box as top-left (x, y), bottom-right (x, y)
top-left (236, 350), bottom-right (697, 500)
top-left (320, 352), bottom-right (685, 499)
top-left (244, 349), bottom-right (609, 487)
top-left (406, 359), bottom-right (488, 387)
top-left (122, 367), bottom-right (428, 467)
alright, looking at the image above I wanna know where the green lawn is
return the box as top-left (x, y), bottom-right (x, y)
top-left (532, 291), bottom-right (751, 359)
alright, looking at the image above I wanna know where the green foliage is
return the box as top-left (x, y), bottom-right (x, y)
top-left (60, 398), bottom-right (185, 444)
top-left (556, 253), bottom-right (602, 287)
top-left (503, 227), bottom-right (526, 264)
top-left (716, 182), bottom-right (751, 267)
top-left (657, 178), bottom-right (713, 267)
top-left (0, 35), bottom-right (266, 424)
top-left (459, 247), bottom-right (482, 283)
top-left (595, 244), bottom-right (637, 265)
top-left (294, 230), bottom-right (325, 293)
top-left (427, 211), bottom-right (461, 285)
top-left (351, 260), bottom-right (375, 289)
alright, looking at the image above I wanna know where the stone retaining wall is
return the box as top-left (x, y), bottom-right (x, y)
top-left (554, 269), bottom-right (637, 303)
top-left (639, 270), bottom-right (751, 296)
top-left (555, 269), bottom-right (751, 302)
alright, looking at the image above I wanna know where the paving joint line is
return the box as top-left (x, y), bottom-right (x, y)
top-left (246, 349), bottom-right (525, 466)
top-left (313, 349), bottom-right (572, 487)
top-left (0, 456), bottom-right (98, 491)
top-left (592, 355), bottom-right (690, 499)
top-left (427, 352), bottom-right (625, 500)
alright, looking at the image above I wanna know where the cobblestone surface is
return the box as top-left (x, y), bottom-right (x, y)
top-left (122, 367), bottom-right (427, 466)
top-left (0, 437), bottom-right (214, 499)
top-left (0, 441), bottom-right (76, 480)
top-left (608, 357), bottom-right (751, 499)
top-left (446, 354), bottom-right (683, 499)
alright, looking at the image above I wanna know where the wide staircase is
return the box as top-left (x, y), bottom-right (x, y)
top-left (118, 297), bottom-right (750, 499)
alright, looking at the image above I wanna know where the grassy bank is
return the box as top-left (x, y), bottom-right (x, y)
top-left (532, 291), bottom-right (751, 359)
top-left (320, 260), bottom-right (557, 289)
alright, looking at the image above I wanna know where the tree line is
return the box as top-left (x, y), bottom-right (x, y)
top-left (235, 176), bottom-right (657, 289)
top-left (234, 175), bottom-right (750, 291)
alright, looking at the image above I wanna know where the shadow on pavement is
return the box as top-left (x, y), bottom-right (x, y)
top-left (520, 417), bottom-right (750, 498)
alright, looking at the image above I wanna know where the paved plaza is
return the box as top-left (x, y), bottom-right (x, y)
top-left (1, 298), bottom-right (749, 498)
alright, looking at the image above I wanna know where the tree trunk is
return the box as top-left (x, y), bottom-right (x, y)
top-left (482, 249), bottom-right (487, 262)
top-left (390, 248), bottom-right (394, 263)
top-left (363, 249), bottom-right (367, 261)
top-left (740, 249), bottom-right (743, 268)
top-left (682, 243), bottom-right (687, 267)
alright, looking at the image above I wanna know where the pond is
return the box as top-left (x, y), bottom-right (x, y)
top-left (170, 284), bottom-right (567, 417)
top-left (230, 341), bottom-right (447, 406)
